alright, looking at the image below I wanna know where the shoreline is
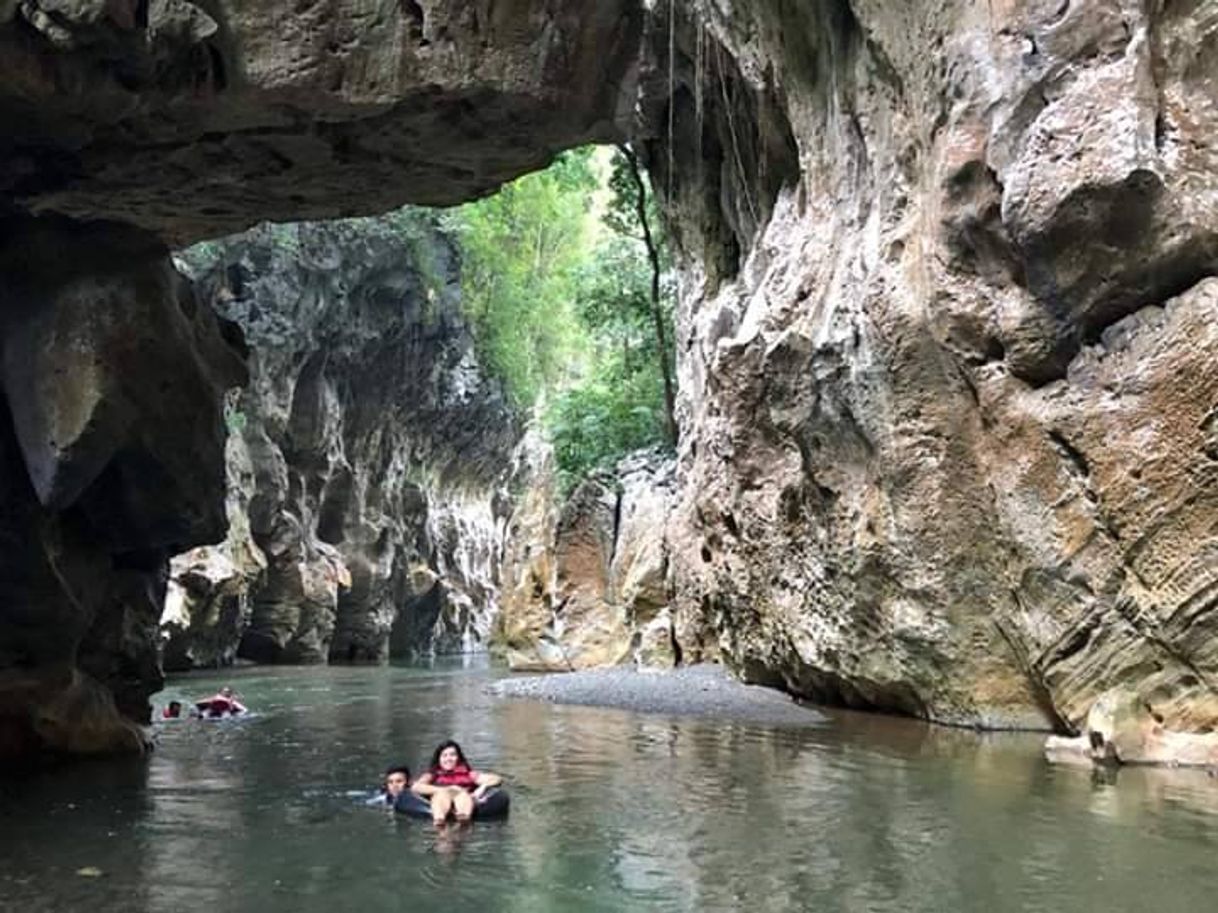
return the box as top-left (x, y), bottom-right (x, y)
top-left (486, 663), bottom-right (827, 726)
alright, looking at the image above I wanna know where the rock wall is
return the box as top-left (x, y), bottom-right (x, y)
top-left (164, 214), bottom-right (519, 669)
top-left (0, 0), bottom-right (644, 243)
top-left (160, 425), bottom-right (264, 670)
top-left (0, 218), bottom-right (245, 760)
top-left (648, 1), bottom-right (1218, 731)
top-left (0, 0), bottom-right (639, 758)
top-left (497, 441), bottom-right (678, 671)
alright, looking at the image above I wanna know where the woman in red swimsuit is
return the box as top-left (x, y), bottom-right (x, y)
top-left (410, 739), bottom-right (503, 825)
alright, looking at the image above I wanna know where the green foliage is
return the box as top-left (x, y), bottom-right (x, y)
top-left (451, 145), bottom-right (675, 490)
top-left (448, 149), bottom-right (599, 406)
top-left (224, 402), bottom-right (247, 435)
top-left (546, 348), bottom-right (668, 495)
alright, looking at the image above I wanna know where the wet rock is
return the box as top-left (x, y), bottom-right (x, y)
top-left (28, 667), bottom-right (150, 757)
top-left (1046, 689), bottom-right (1218, 768)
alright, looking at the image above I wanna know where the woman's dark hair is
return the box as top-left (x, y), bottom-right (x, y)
top-left (429, 739), bottom-right (470, 771)
top-left (384, 763), bottom-right (411, 781)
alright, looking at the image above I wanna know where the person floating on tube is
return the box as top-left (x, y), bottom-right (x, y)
top-left (194, 685), bottom-right (247, 718)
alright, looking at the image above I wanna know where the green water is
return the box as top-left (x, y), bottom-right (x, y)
top-left (2, 661), bottom-right (1217, 912)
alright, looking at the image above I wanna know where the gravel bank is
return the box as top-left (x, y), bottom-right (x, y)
top-left (487, 664), bottom-right (826, 726)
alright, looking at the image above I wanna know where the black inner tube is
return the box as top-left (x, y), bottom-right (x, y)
top-left (394, 789), bottom-right (511, 820)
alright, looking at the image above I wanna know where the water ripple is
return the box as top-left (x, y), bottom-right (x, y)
top-left (3, 663), bottom-right (1218, 913)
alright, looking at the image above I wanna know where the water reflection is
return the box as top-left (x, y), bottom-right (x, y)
top-left (2, 662), bottom-right (1218, 913)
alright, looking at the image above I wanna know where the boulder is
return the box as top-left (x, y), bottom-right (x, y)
top-left (1046, 688), bottom-right (1218, 768)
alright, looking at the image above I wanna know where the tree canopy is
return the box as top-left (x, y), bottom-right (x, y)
top-left (449, 146), bottom-right (676, 492)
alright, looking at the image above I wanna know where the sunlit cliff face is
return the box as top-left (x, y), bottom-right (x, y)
top-left (653, 0), bottom-right (1218, 733)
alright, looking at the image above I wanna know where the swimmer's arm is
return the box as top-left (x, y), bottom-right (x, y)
top-left (410, 772), bottom-right (439, 797)
top-left (472, 771), bottom-right (502, 797)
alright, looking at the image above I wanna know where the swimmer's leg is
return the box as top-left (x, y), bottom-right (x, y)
top-left (430, 789), bottom-right (454, 825)
top-left (453, 790), bottom-right (474, 822)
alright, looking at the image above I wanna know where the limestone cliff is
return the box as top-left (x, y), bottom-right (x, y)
top-left (165, 215), bottom-right (519, 668)
top-left (0, 0), bottom-right (644, 243)
top-left (0, 0), bottom-right (636, 759)
top-left (160, 424), bottom-right (264, 671)
top-left (4, 0), bottom-right (1218, 758)
top-left (496, 439), bottom-right (677, 672)
top-left (648, 1), bottom-right (1218, 731)
top-left (0, 219), bottom-right (245, 759)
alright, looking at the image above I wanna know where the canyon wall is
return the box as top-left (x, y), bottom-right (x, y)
top-left (164, 215), bottom-right (519, 669)
top-left (650, 0), bottom-right (1218, 731)
top-left (4, 0), bottom-right (1218, 756)
top-left (496, 441), bottom-right (678, 671)
top-left (0, 219), bottom-right (245, 757)
top-left (0, 0), bottom-right (640, 759)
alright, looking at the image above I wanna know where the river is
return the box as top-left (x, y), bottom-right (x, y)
top-left (2, 661), bottom-right (1216, 912)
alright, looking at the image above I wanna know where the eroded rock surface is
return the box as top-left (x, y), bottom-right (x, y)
top-left (0, 218), bottom-right (245, 760)
top-left (650, 1), bottom-right (1218, 732)
top-left (161, 427), bottom-right (265, 671)
top-left (5, 0), bottom-right (1218, 759)
top-left (497, 444), bottom-right (677, 671)
top-left (0, 0), bottom-right (644, 243)
top-left (168, 214), bottom-right (518, 667)
top-left (0, 0), bottom-right (638, 757)
top-left (1045, 688), bottom-right (1218, 768)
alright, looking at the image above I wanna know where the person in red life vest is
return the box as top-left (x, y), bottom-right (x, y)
top-left (409, 739), bottom-right (503, 825)
top-left (194, 686), bottom-right (247, 718)
top-left (162, 700), bottom-right (183, 719)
